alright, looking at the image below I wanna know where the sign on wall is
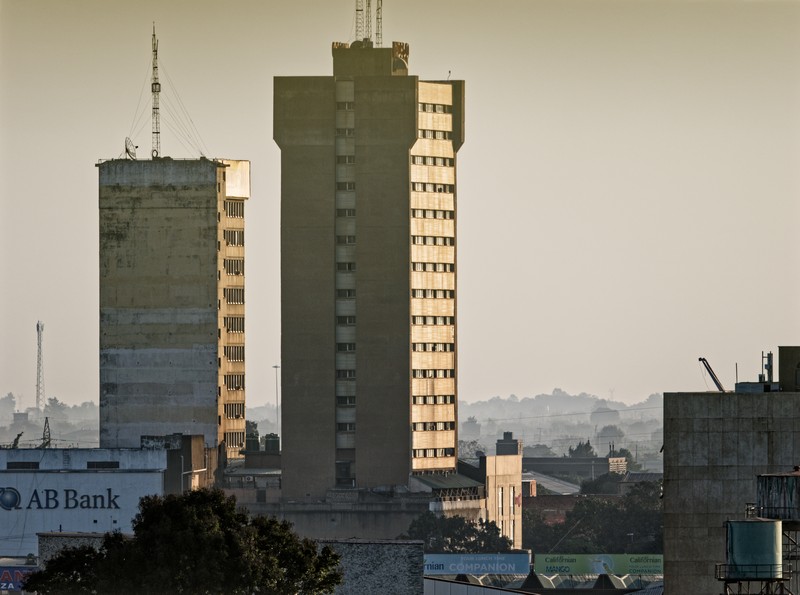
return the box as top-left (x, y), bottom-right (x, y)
top-left (534, 554), bottom-right (663, 575)
top-left (424, 553), bottom-right (531, 575)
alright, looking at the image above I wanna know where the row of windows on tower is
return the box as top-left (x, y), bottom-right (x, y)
top-left (223, 402), bottom-right (245, 419)
top-left (337, 342), bottom-right (454, 353)
top-left (417, 129), bottom-right (452, 140)
top-left (224, 201), bottom-right (244, 218)
top-left (411, 209), bottom-right (454, 220)
top-left (412, 235), bottom-right (454, 246)
top-left (412, 182), bottom-right (454, 193)
top-left (224, 259), bottom-right (244, 275)
top-left (223, 229), bottom-right (244, 246)
top-left (413, 395), bottom-right (455, 405)
top-left (224, 288), bottom-right (244, 304)
top-left (224, 316), bottom-right (245, 333)
top-left (412, 342), bottom-right (455, 352)
top-left (413, 448), bottom-right (455, 459)
top-left (412, 316), bottom-right (455, 326)
top-left (224, 345), bottom-right (245, 361)
top-left (411, 155), bottom-right (454, 167)
top-left (412, 262), bottom-right (455, 272)
top-left (224, 431), bottom-right (245, 449)
top-left (412, 369), bottom-right (455, 379)
top-left (412, 289), bottom-right (454, 299)
top-left (413, 421), bottom-right (456, 431)
top-left (419, 102), bottom-right (452, 114)
top-left (224, 374), bottom-right (245, 390)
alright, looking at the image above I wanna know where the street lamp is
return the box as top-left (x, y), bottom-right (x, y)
top-left (272, 365), bottom-right (280, 437)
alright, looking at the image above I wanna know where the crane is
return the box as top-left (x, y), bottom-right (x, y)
top-left (699, 357), bottom-right (725, 392)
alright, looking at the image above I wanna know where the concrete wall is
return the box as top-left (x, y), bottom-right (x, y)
top-left (98, 158), bottom-right (221, 449)
top-left (663, 391), bottom-right (800, 595)
top-left (483, 453), bottom-right (523, 549)
top-left (321, 539), bottom-right (424, 595)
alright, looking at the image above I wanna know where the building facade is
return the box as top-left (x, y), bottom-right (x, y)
top-left (98, 158), bottom-right (250, 459)
top-left (274, 40), bottom-right (465, 500)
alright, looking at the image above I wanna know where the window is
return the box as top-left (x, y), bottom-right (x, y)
top-left (224, 316), bottom-right (245, 333)
top-left (224, 402), bottom-right (245, 419)
top-left (412, 343), bottom-right (454, 352)
top-left (411, 316), bottom-right (454, 325)
top-left (337, 262), bottom-right (356, 272)
top-left (224, 201), bottom-right (244, 218)
top-left (224, 258), bottom-right (244, 276)
top-left (337, 315), bottom-right (356, 325)
top-left (7, 461), bottom-right (38, 469)
top-left (224, 431), bottom-right (245, 448)
top-left (412, 447), bottom-right (455, 458)
top-left (223, 229), bottom-right (244, 246)
top-left (510, 486), bottom-right (516, 515)
top-left (411, 236), bottom-right (454, 247)
top-left (224, 345), bottom-right (245, 361)
top-left (336, 288), bottom-right (356, 298)
top-left (335, 128), bottom-right (355, 137)
top-left (412, 421), bottom-right (455, 431)
top-left (336, 155), bottom-right (356, 164)
top-left (410, 182), bottom-right (454, 193)
top-left (337, 395), bottom-right (356, 405)
top-left (224, 374), bottom-right (245, 390)
top-left (498, 487), bottom-right (504, 516)
top-left (417, 128), bottom-right (452, 140)
top-left (87, 461), bottom-right (120, 469)
top-left (336, 182), bottom-right (356, 191)
top-left (418, 102), bottom-right (452, 114)
top-left (336, 369), bottom-right (356, 380)
top-left (414, 395), bottom-right (456, 405)
top-left (337, 423), bottom-right (356, 432)
top-left (336, 101), bottom-right (355, 110)
top-left (224, 288), bottom-right (244, 304)
top-left (336, 235), bottom-right (356, 245)
top-left (412, 369), bottom-right (454, 379)
top-left (337, 343), bottom-right (356, 352)
top-left (336, 208), bottom-right (356, 217)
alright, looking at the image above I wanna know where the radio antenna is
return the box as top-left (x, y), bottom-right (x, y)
top-left (151, 23), bottom-right (161, 158)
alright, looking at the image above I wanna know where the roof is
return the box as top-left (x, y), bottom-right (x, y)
top-left (622, 472), bottom-right (663, 483)
top-left (413, 473), bottom-right (482, 490)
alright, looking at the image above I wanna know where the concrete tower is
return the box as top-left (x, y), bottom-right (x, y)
top-left (274, 40), bottom-right (465, 499)
top-left (98, 157), bottom-right (250, 460)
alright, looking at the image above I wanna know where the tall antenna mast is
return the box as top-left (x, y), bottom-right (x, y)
top-left (365, 0), bottom-right (372, 43)
top-left (376, 0), bottom-right (383, 47)
top-left (355, 0), bottom-right (364, 41)
top-left (151, 24), bottom-right (161, 158)
top-left (36, 321), bottom-right (44, 411)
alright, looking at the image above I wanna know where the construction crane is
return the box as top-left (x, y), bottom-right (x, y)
top-left (1, 432), bottom-right (23, 449)
top-left (699, 357), bottom-right (725, 392)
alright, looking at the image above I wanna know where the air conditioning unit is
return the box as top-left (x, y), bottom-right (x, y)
top-left (245, 475), bottom-right (253, 482)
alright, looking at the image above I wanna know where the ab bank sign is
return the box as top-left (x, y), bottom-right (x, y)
top-left (0, 471), bottom-right (164, 557)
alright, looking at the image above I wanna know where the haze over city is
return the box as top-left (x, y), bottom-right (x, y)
top-left (2, 0), bottom-right (800, 409)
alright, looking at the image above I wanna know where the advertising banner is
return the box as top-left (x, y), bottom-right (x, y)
top-left (424, 553), bottom-right (531, 575)
top-left (534, 554), bottom-right (663, 575)
top-left (0, 566), bottom-right (34, 592)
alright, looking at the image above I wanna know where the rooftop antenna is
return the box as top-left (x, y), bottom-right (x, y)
top-left (355, 0), bottom-right (364, 41)
top-left (35, 321), bottom-right (44, 411)
top-left (365, 0), bottom-right (372, 42)
top-left (151, 23), bottom-right (161, 158)
top-left (375, 0), bottom-right (382, 47)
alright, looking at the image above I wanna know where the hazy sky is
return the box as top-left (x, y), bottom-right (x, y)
top-left (2, 0), bottom-right (800, 409)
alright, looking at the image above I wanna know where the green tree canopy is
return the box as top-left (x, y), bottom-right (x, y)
top-left (400, 512), bottom-right (512, 553)
top-left (568, 439), bottom-right (596, 458)
top-left (24, 488), bottom-right (342, 595)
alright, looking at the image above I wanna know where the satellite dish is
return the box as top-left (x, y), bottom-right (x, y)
top-left (125, 137), bottom-right (137, 160)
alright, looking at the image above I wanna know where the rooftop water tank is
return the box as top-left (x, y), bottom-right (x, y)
top-left (726, 520), bottom-right (782, 580)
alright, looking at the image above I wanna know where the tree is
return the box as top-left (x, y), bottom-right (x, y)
top-left (580, 472), bottom-right (624, 495)
top-left (24, 488), bottom-right (342, 594)
top-left (610, 447), bottom-right (643, 472)
top-left (0, 392), bottom-right (15, 422)
top-left (458, 439), bottom-right (487, 459)
top-left (568, 439), bottom-right (596, 458)
top-left (400, 512), bottom-right (512, 553)
top-left (523, 444), bottom-right (556, 457)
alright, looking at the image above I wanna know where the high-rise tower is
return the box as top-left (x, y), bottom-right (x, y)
top-left (97, 157), bottom-right (250, 460)
top-left (275, 38), bottom-right (464, 499)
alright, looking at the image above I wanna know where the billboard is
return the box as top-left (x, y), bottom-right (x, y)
top-left (0, 566), bottom-right (34, 592)
top-left (424, 553), bottom-right (531, 575)
top-left (534, 554), bottom-right (663, 575)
